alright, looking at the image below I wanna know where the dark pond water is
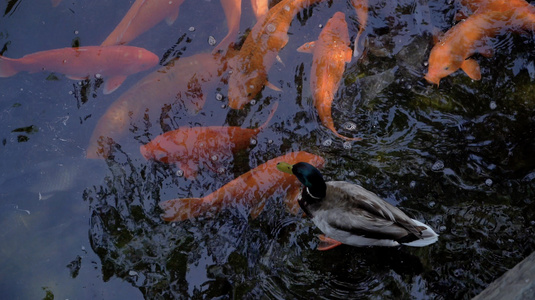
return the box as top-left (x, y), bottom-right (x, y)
top-left (1, 0), bottom-right (535, 299)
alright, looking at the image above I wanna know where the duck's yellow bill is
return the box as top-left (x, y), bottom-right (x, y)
top-left (276, 162), bottom-right (293, 174)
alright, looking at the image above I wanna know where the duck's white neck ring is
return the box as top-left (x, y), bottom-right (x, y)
top-left (306, 187), bottom-right (321, 200)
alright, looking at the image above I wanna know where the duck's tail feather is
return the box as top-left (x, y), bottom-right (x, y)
top-left (159, 197), bottom-right (212, 222)
top-left (402, 219), bottom-right (439, 247)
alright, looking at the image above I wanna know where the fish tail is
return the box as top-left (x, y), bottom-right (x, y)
top-left (0, 55), bottom-right (19, 77)
top-left (402, 219), bottom-right (439, 247)
top-left (333, 130), bottom-right (362, 142)
top-left (257, 101), bottom-right (279, 131)
top-left (159, 197), bottom-right (214, 221)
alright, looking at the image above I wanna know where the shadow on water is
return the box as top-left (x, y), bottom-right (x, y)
top-left (1, 0), bottom-right (535, 299)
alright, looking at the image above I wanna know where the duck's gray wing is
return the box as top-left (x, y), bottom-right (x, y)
top-left (321, 182), bottom-right (426, 241)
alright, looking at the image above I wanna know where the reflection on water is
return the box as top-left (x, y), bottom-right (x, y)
top-left (1, 0), bottom-right (535, 299)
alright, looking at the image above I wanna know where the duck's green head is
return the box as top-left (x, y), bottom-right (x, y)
top-left (277, 162), bottom-right (326, 199)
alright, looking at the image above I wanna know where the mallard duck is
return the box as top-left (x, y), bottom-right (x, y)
top-left (276, 161), bottom-right (439, 250)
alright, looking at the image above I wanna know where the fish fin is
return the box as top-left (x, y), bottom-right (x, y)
top-left (276, 55), bottom-right (285, 67)
top-left (257, 101), bottom-right (279, 131)
top-left (166, 8), bottom-right (180, 25)
top-left (66, 75), bottom-right (89, 80)
top-left (284, 184), bottom-right (302, 215)
top-left (333, 130), bottom-right (362, 141)
top-left (103, 75), bottom-right (127, 94)
top-left (461, 58), bottom-right (481, 81)
top-left (249, 199), bottom-right (266, 219)
top-left (266, 81), bottom-right (281, 92)
top-left (317, 235), bottom-right (343, 251)
top-left (51, 0), bottom-right (62, 7)
top-left (297, 41), bottom-right (315, 53)
top-left (0, 56), bottom-right (19, 77)
top-left (344, 48), bottom-right (353, 63)
top-left (159, 197), bottom-right (210, 221)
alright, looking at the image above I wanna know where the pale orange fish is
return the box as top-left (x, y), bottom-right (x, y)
top-left (350, 0), bottom-right (368, 58)
top-left (87, 52), bottom-right (231, 159)
top-left (51, 0), bottom-right (61, 7)
top-left (425, 0), bottom-right (535, 85)
top-left (101, 0), bottom-right (186, 46)
top-left (298, 12), bottom-right (361, 141)
top-left (227, 0), bottom-right (327, 110)
top-left (251, 0), bottom-right (269, 19)
top-left (214, 0), bottom-right (242, 54)
top-left (158, 151), bottom-right (325, 221)
top-left (0, 46), bottom-right (159, 94)
top-left (140, 102), bottom-right (278, 178)
top-left (214, 0), bottom-right (270, 54)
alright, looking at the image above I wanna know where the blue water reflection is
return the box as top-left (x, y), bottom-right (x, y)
top-left (1, 0), bottom-right (535, 299)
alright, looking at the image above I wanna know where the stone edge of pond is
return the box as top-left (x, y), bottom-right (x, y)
top-left (472, 251), bottom-right (535, 300)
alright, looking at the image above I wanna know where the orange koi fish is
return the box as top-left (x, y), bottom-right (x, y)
top-left (158, 151), bottom-right (325, 221)
top-left (87, 52), bottom-right (230, 159)
top-left (140, 102), bottom-right (278, 178)
top-left (0, 46), bottom-right (159, 94)
top-left (101, 0), bottom-right (186, 46)
top-left (425, 0), bottom-right (535, 85)
top-left (298, 12), bottom-right (361, 141)
top-left (227, 0), bottom-right (326, 109)
top-left (351, 0), bottom-right (368, 57)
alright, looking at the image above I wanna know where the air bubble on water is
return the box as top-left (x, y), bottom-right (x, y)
top-left (423, 61), bottom-right (428, 67)
top-left (68, 91), bottom-right (73, 95)
top-left (208, 36), bottom-right (217, 46)
top-left (74, 30), bottom-right (79, 35)
top-left (439, 225), bottom-right (447, 232)
top-left (489, 101), bottom-right (497, 110)
top-left (188, 26), bottom-right (195, 32)
top-left (217, 167), bottom-right (225, 174)
top-left (95, 73), bottom-right (102, 79)
top-left (215, 93), bottom-right (223, 101)
top-left (176, 170), bottom-right (184, 177)
top-left (343, 141), bottom-right (352, 149)
top-left (266, 23), bottom-right (276, 33)
top-left (211, 155), bottom-right (218, 161)
top-left (410, 181), bottom-right (416, 188)
top-left (428, 201), bottom-right (435, 208)
top-left (531, 220), bottom-right (535, 225)
top-left (250, 138), bottom-right (257, 145)
top-left (221, 104), bottom-right (227, 109)
top-left (348, 171), bottom-right (356, 177)
top-left (267, 139), bottom-right (273, 144)
top-left (250, 99), bottom-right (256, 105)
top-left (431, 160), bottom-right (444, 171)
top-left (485, 178), bottom-right (493, 186)
top-left (343, 121), bottom-right (357, 131)
top-left (322, 139), bottom-right (332, 146)
top-left (318, 24), bottom-right (323, 28)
